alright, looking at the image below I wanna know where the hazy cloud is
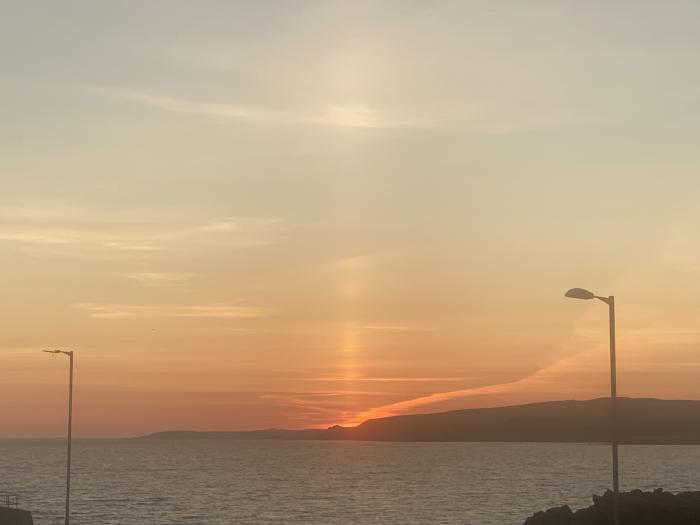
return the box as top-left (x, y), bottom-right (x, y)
top-left (0, 207), bottom-right (282, 258)
top-left (125, 272), bottom-right (196, 286)
top-left (359, 325), bottom-right (440, 332)
top-left (75, 303), bottom-right (273, 320)
top-left (310, 376), bottom-right (470, 382)
top-left (97, 87), bottom-right (406, 129)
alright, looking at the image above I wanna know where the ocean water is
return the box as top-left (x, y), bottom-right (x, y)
top-left (3, 440), bottom-right (700, 525)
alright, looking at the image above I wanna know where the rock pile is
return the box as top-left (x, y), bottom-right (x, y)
top-left (523, 489), bottom-right (700, 525)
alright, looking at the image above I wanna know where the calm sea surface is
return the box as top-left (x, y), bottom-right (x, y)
top-left (3, 440), bottom-right (700, 525)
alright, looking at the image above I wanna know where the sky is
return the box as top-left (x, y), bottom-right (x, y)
top-left (3, 1), bottom-right (700, 437)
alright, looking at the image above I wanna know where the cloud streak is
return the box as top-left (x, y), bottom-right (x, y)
top-left (0, 210), bottom-right (282, 258)
top-left (359, 325), bottom-right (440, 332)
top-left (310, 376), bottom-right (470, 382)
top-left (125, 272), bottom-right (196, 286)
top-left (339, 345), bottom-right (610, 426)
top-left (91, 84), bottom-right (599, 135)
top-left (342, 382), bottom-right (518, 426)
top-left (99, 87), bottom-right (404, 129)
top-left (75, 303), bottom-right (273, 320)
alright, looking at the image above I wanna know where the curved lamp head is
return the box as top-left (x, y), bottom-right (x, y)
top-left (42, 349), bottom-right (73, 356)
top-left (565, 288), bottom-right (596, 300)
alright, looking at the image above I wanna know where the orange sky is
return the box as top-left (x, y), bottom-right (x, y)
top-left (4, 2), bottom-right (700, 436)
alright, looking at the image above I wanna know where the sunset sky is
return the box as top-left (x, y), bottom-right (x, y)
top-left (4, 1), bottom-right (700, 437)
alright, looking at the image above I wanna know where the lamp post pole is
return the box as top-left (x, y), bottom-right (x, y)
top-left (607, 296), bottom-right (619, 525)
top-left (564, 289), bottom-right (620, 525)
top-left (44, 350), bottom-right (74, 525)
top-left (66, 351), bottom-right (73, 525)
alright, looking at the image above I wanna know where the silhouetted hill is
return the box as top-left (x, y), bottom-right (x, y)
top-left (142, 398), bottom-right (700, 443)
top-left (328, 398), bottom-right (700, 443)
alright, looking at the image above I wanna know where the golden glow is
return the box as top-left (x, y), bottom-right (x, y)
top-left (4, 2), bottom-right (700, 436)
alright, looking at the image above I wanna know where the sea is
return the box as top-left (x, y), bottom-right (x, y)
top-left (3, 439), bottom-right (700, 525)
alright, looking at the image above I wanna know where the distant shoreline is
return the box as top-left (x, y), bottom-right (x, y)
top-left (9, 397), bottom-right (700, 442)
top-left (139, 397), bottom-right (700, 444)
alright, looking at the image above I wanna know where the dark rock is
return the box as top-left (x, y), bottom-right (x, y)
top-left (523, 489), bottom-right (700, 525)
top-left (0, 507), bottom-right (33, 525)
top-left (523, 505), bottom-right (573, 525)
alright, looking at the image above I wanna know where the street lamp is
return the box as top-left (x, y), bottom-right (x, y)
top-left (564, 288), bottom-right (619, 525)
top-left (43, 350), bottom-right (74, 525)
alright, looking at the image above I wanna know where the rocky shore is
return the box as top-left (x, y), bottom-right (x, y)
top-left (523, 489), bottom-right (700, 525)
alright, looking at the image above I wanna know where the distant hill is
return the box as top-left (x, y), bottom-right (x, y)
top-left (142, 398), bottom-right (700, 444)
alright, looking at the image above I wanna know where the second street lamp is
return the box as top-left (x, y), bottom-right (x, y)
top-left (43, 349), bottom-right (74, 525)
top-left (565, 288), bottom-right (619, 525)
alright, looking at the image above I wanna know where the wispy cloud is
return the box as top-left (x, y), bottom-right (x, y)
top-left (120, 91), bottom-right (281, 120)
top-left (260, 394), bottom-right (339, 414)
top-left (0, 204), bottom-right (81, 222)
top-left (342, 382), bottom-right (518, 426)
top-left (94, 85), bottom-right (596, 133)
top-left (75, 303), bottom-right (273, 320)
top-left (97, 87), bottom-right (401, 129)
top-left (184, 217), bottom-right (282, 241)
top-left (342, 316), bottom-right (700, 426)
top-left (339, 345), bottom-right (609, 426)
top-left (125, 272), bottom-right (196, 286)
top-left (310, 376), bottom-right (470, 382)
top-left (360, 325), bottom-right (440, 332)
top-left (306, 105), bottom-right (392, 129)
top-left (0, 227), bottom-right (164, 252)
top-left (0, 207), bottom-right (282, 258)
top-left (0, 229), bottom-right (80, 245)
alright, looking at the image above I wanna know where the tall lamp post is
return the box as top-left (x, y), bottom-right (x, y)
top-left (565, 288), bottom-right (619, 525)
top-left (43, 350), bottom-right (74, 525)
